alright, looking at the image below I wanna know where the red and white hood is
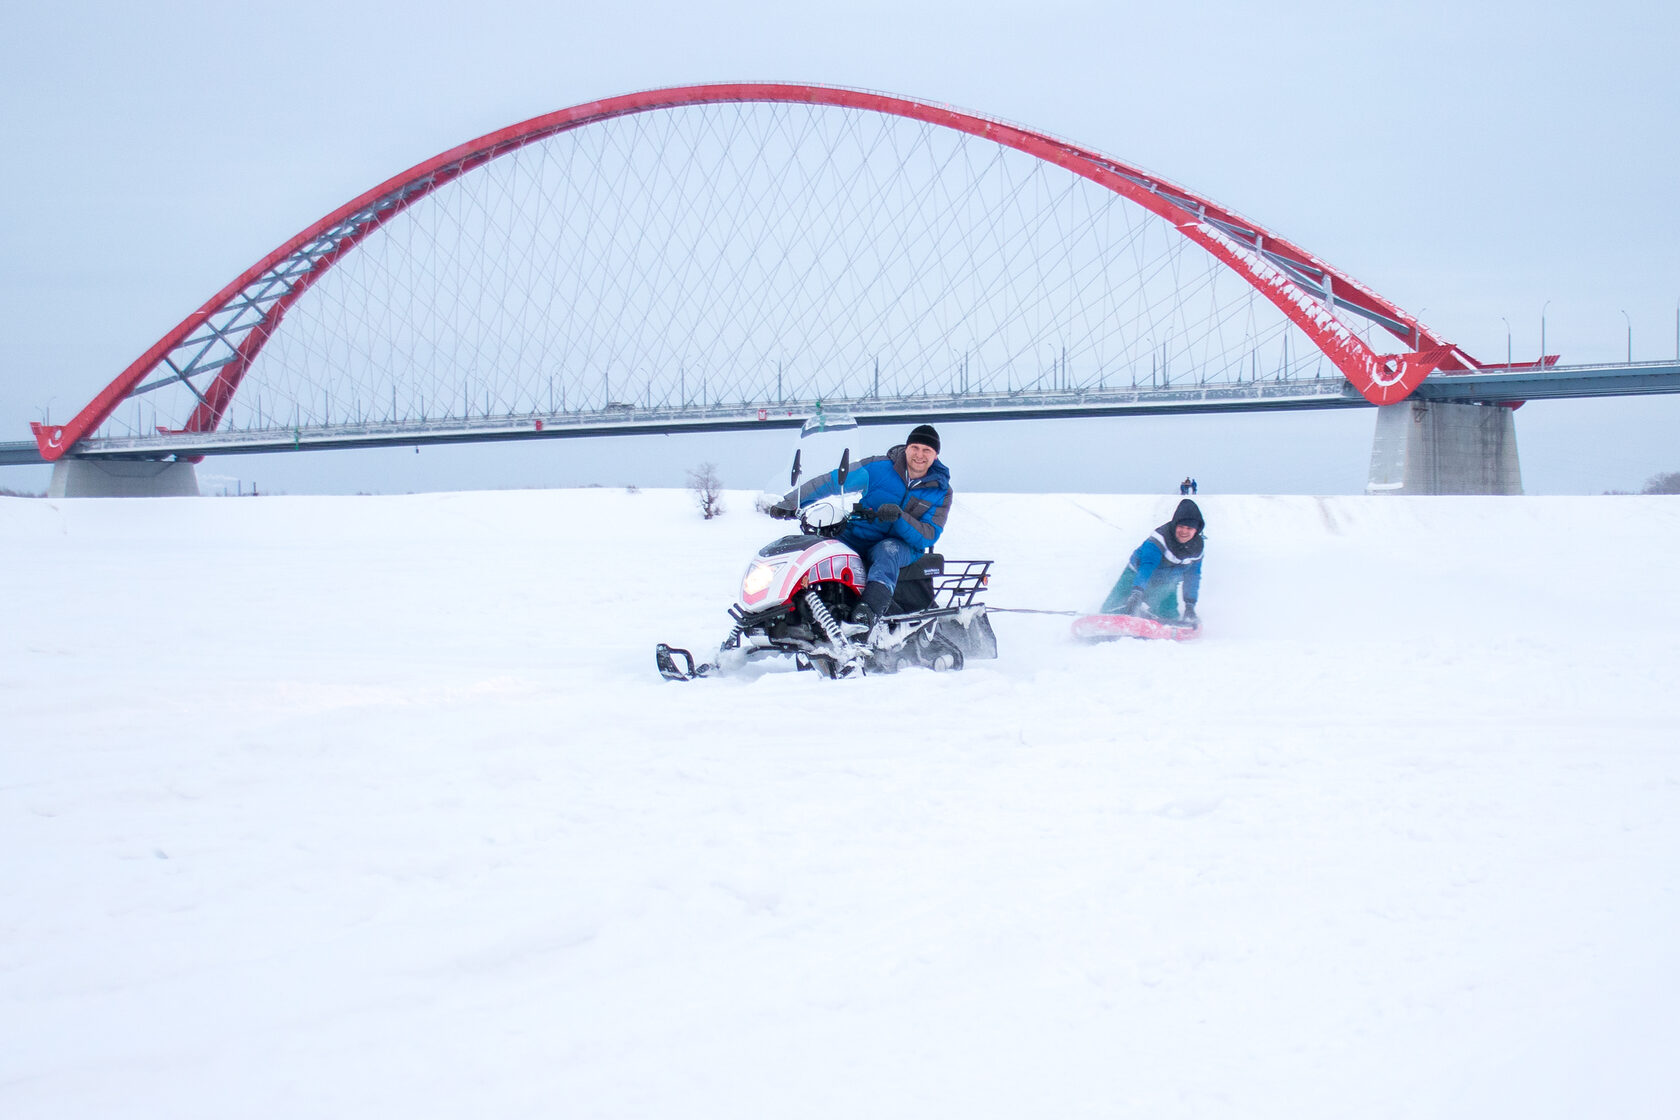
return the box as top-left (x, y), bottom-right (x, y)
top-left (737, 538), bottom-right (864, 613)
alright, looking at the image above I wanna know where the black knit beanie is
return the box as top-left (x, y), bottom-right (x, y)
top-left (907, 424), bottom-right (941, 453)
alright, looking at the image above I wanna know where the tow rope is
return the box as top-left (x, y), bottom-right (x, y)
top-left (985, 607), bottom-right (1080, 616)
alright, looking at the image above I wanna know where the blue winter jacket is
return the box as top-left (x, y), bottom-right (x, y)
top-left (1128, 537), bottom-right (1203, 603)
top-left (791, 445), bottom-right (952, 552)
top-left (1129, 498), bottom-right (1205, 603)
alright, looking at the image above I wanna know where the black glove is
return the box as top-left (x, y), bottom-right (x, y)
top-left (1119, 589), bottom-right (1147, 616)
top-left (872, 502), bottom-right (902, 523)
top-left (1181, 602), bottom-right (1199, 626)
top-left (768, 497), bottom-right (799, 520)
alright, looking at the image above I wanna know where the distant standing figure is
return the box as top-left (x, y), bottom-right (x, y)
top-left (1190, 478), bottom-right (1198, 494)
top-left (1099, 498), bottom-right (1205, 627)
top-left (1180, 477), bottom-right (1193, 495)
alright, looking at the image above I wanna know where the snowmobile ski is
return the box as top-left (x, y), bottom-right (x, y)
top-left (656, 643), bottom-right (713, 682)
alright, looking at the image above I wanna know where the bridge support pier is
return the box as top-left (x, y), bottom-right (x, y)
top-left (1366, 400), bottom-right (1522, 495)
top-left (48, 459), bottom-right (200, 498)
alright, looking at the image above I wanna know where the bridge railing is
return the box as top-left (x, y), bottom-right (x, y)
top-left (53, 376), bottom-right (1362, 459)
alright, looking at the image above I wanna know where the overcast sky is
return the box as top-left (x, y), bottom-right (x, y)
top-left (3, 0), bottom-right (1677, 496)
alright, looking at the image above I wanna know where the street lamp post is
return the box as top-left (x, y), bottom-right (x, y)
top-left (1540, 300), bottom-right (1551, 368)
top-left (1500, 317), bottom-right (1511, 369)
top-left (1621, 309), bottom-right (1632, 362)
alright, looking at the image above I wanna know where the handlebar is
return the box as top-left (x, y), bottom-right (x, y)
top-left (773, 496), bottom-right (890, 534)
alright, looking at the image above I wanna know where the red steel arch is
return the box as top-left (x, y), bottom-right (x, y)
top-left (32, 83), bottom-right (1481, 461)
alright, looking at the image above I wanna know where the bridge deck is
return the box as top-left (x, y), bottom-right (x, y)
top-left (6, 360), bottom-right (1677, 465)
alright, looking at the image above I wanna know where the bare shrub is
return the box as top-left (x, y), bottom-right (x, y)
top-left (688, 462), bottom-right (725, 519)
top-left (1640, 471), bottom-right (1680, 495)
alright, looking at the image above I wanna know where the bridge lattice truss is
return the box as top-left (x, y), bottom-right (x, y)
top-left (33, 83), bottom-right (1517, 462)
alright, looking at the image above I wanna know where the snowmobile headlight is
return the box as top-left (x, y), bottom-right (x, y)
top-left (742, 560), bottom-right (783, 598)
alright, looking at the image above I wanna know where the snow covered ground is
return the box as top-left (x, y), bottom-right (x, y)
top-left (4, 487), bottom-right (1678, 1118)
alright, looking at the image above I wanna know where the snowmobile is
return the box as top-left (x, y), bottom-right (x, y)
top-left (656, 451), bottom-right (998, 681)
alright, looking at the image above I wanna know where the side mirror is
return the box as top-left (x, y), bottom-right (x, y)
top-left (790, 449), bottom-right (802, 488)
top-left (837, 449), bottom-right (850, 489)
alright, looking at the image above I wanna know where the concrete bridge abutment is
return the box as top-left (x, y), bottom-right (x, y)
top-left (1367, 399), bottom-right (1522, 495)
top-left (48, 459), bottom-right (200, 498)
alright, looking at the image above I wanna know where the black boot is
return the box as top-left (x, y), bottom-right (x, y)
top-left (850, 580), bottom-right (894, 629)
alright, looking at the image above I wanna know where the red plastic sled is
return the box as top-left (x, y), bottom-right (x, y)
top-left (1071, 613), bottom-right (1201, 642)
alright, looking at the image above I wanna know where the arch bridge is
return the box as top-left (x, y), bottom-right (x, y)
top-left (13, 83), bottom-right (1677, 495)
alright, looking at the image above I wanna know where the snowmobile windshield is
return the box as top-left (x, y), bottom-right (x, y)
top-left (766, 413), bottom-right (861, 495)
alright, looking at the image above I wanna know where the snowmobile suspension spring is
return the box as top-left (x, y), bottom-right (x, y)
top-left (803, 589), bottom-right (847, 646)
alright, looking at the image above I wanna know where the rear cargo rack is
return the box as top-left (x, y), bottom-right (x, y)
top-left (932, 560), bottom-right (991, 609)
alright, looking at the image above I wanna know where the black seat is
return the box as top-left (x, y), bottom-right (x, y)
top-left (889, 553), bottom-right (944, 613)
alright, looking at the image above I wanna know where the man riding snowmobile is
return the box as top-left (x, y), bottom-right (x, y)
top-left (657, 426), bottom-right (995, 680)
top-left (769, 424), bottom-right (951, 632)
